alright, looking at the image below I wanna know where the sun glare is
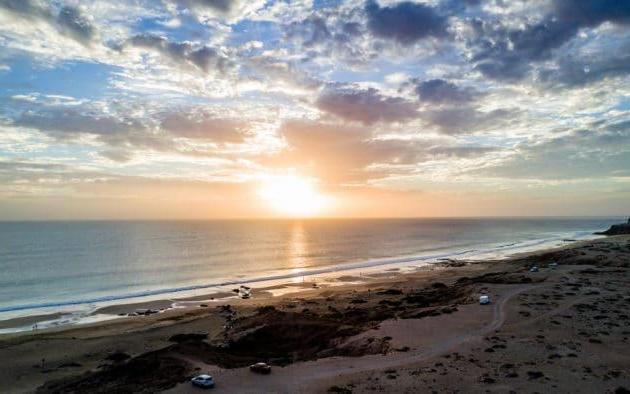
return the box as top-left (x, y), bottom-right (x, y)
top-left (259, 175), bottom-right (330, 217)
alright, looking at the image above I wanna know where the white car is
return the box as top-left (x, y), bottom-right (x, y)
top-left (239, 286), bottom-right (252, 299)
top-left (479, 295), bottom-right (490, 305)
top-left (529, 266), bottom-right (539, 272)
top-left (191, 374), bottom-right (215, 389)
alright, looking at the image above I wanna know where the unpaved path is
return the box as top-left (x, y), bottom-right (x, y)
top-left (168, 284), bottom-right (541, 393)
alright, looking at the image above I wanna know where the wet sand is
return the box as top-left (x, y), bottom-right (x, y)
top-left (0, 313), bottom-right (65, 331)
top-left (1, 235), bottom-right (629, 393)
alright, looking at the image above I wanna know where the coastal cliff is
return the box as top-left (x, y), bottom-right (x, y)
top-left (596, 218), bottom-right (630, 235)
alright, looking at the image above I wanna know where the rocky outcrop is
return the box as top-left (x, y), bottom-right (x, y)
top-left (596, 218), bottom-right (630, 235)
top-left (168, 332), bottom-right (208, 343)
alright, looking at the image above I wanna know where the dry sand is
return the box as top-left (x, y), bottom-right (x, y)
top-left (1, 235), bottom-right (629, 393)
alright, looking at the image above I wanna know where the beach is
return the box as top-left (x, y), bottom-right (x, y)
top-left (0, 234), bottom-right (628, 393)
top-left (1, 0), bottom-right (628, 392)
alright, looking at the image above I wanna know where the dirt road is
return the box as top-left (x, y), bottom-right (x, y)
top-left (168, 284), bottom-right (540, 393)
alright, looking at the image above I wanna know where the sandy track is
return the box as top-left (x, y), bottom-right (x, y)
top-left (169, 284), bottom-right (540, 393)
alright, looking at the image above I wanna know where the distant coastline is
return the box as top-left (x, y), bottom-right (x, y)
top-left (0, 218), bottom-right (615, 332)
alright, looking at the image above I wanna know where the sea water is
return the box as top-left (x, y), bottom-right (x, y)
top-left (0, 217), bottom-right (620, 327)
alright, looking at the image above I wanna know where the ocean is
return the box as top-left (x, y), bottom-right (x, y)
top-left (0, 217), bottom-right (620, 328)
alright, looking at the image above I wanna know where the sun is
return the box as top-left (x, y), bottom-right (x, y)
top-left (259, 175), bottom-right (330, 217)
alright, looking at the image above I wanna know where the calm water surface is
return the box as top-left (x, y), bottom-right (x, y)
top-left (0, 218), bottom-right (620, 316)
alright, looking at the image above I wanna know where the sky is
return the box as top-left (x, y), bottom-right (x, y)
top-left (0, 0), bottom-right (628, 219)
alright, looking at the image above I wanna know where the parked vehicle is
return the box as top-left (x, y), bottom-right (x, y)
top-left (529, 266), bottom-right (539, 272)
top-left (250, 362), bottom-right (272, 374)
top-left (239, 285), bottom-right (251, 299)
top-left (191, 374), bottom-right (215, 389)
top-left (479, 295), bottom-right (490, 305)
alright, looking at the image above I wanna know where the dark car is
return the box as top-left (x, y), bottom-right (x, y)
top-left (249, 362), bottom-right (272, 374)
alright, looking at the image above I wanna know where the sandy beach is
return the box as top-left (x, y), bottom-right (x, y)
top-left (1, 235), bottom-right (629, 393)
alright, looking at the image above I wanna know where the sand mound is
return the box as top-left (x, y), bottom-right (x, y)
top-left (37, 350), bottom-right (192, 394)
top-left (170, 307), bottom-right (377, 368)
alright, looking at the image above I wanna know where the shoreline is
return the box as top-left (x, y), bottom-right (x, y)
top-left (0, 234), bottom-right (628, 393)
top-left (0, 230), bottom-right (603, 333)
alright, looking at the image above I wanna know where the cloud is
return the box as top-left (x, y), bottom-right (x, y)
top-left (365, 0), bottom-right (448, 45)
top-left (0, 0), bottom-right (40, 15)
top-left (98, 149), bottom-right (135, 163)
top-left (0, 0), bottom-right (96, 46)
top-left (538, 47), bottom-right (630, 87)
top-left (413, 79), bottom-right (476, 104)
top-left (552, 0), bottom-right (630, 27)
top-left (474, 122), bottom-right (630, 180)
top-left (271, 120), bottom-right (498, 183)
top-left (272, 120), bottom-right (405, 182)
top-left (0, 159), bottom-right (66, 173)
top-left (398, 78), bottom-right (510, 135)
top-left (286, 14), bottom-right (332, 47)
top-left (176, 0), bottom-right (233, 13)
top-left (56, 6), bottom-right (96, 45)
top-left (168, 0), bottom-right (267, 23)
top-left (160, 112), bottom-right (248, 143)
top-left (283, 7), bottom-right (376, 67)
top-left (3, 97), bottom-right (262, 163)
top-left (243, 51), bottom-right (323, 93)
top-left (0, 0), bottom-right (628, 217)
top-left (8, 103), bottom-right (172, 161)
top-left (127, 34), bottom-right (231, 74)
top-left (467, 18), bottom-right (577, 81)
top-left (316, 85), bottom-right (418, 125)
top-left (423, 106), bottom-right (516, 135)
top-left (426, 145), bottom-right (497, 158)
top-left (15, 109), bottom-right (145, 138)
top-left (466, 0), bottom-right (630, 81)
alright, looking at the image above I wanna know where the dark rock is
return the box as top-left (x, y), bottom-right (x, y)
top-left (441, 306), bottom-right (457, 314)
top-left (527, 371), bottom-right (545, 379)
top-left (377, 289), bottom-right (403, 295)
top-left (327, 386), bottom-right (352, 394)
top-left (133, 309), bottom-right (158, 316)
top-left (596, 219), bottom-right (630, 235)
top-left (105, 352), bottom-right (130, 363)
top-left (57, 362), bottom-right (82, 368)
top-left (256, 305), bottom-right (276, 313)
top-left (168, 332), bottom-right (208, 343)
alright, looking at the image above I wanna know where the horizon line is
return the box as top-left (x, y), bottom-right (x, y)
top-left (0, 215), bottom-right (625, 223)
